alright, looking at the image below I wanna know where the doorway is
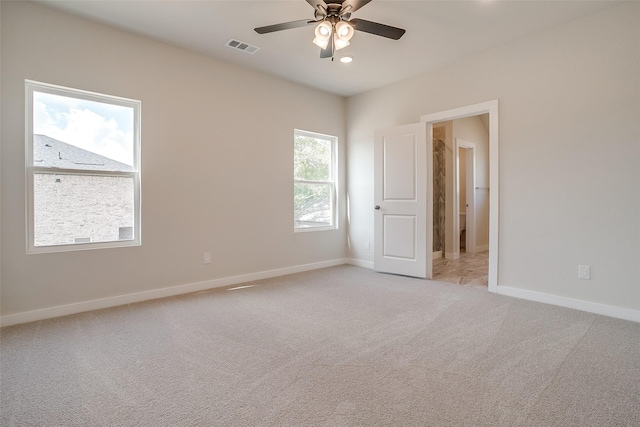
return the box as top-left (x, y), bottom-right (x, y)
top-left (422, 101), bottom-right (499, 293)
top-left (373, 101), bottom-right (498, 292)
top-left (430, 122), bottom-right (487, 286)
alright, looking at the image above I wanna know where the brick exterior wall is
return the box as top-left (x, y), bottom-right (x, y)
top-left (34, 173), bottom-right (134, 246)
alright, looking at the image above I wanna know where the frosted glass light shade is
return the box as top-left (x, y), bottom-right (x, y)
top-left (313, 21), bottom-right (332, 49)
top-left (313, 36), bottom-right (330, 49)
top-left (334, 38), bottom-right (350, 50)
top-left (335, 21), bottom-right (354, 41)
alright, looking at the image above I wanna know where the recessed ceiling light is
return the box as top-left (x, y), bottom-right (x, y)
top-left (340, 55), bottom-right (353, 64)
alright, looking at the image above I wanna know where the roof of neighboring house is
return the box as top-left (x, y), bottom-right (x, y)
top-left (33, 134), bottom-right (132, 172)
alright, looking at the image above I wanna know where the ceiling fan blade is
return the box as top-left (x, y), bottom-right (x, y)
top-left (306, 0), bottom-right (328, 13)
top-left (254, 19), bottom-right (315, 34)
top-left (320, 35), bottom-right (334, 59)
top-left (340, 0), bottom-right (372, 14)
top-left (350, 18), bottom-right (406, 40)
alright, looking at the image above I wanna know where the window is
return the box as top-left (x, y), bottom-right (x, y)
top-left (293, 130), bottom-right (337, 231)
top-left (26, 80), bottom-right (141, 253)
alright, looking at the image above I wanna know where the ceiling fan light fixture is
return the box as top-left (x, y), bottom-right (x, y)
top-left (253, 0), bottom-right (406, 60)
top-left (334, 38), bottom-right (350, 50)
top-left (335, 21), bottom-right (354, 41)
top-left (313, 21), bottom-right (332, 48)
top-left (313, 36), bottom-right (330, 49)
top-left (316, 21), bottom-right (332, 37)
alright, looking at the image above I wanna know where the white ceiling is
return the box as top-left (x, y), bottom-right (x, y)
top-left (35, 0), bottom-right (620, 97)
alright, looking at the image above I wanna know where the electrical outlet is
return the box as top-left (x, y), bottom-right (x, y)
top-left (578, 265), bottom-right (590, 280)
top-left (203, 252), bottom-right (211, 264)
top-left (365, 241), bottom-right (371, 250)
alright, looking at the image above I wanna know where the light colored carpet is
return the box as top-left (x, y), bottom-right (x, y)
top-left (1, 265), bottom-right (639, 426)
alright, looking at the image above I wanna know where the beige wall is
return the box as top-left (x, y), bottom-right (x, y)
top-left (1, 2), bottom-right (347, 316)
top-left (346, 3), bottom-right (640, 311)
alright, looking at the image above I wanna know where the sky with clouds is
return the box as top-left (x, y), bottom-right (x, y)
top-left (33, 91), bottom-right (134, 166)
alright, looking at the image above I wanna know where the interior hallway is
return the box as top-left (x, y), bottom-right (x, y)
top-left (432, 250), bottom-right (489, 287)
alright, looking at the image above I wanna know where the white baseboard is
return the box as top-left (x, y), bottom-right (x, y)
top-left (432, 251), bottom-right (443, 259)
top-left (497, 285), bottom-right (640, 323)
top-left (5, 261), bottom-right (637, 327)
top-left (347, 258), bottom-right (374, 269)
top-left (445, 252), bottom-right (460, 260)
top-left (0, 258), bottom-right (348, 327)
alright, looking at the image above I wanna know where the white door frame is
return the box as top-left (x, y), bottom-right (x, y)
top-left (421, 100), bottom-right (499, 293)
top-left (455, 139), bottom-right (476, 255)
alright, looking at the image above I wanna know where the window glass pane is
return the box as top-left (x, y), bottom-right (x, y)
top-left (294, 135), bottom-right (331, 181)
top-left (33, 173), bottom-right (134, 246)
top-left (33, 91), bottom-right (134, 172)
top-left (294, 183), bottom-right (331, 228)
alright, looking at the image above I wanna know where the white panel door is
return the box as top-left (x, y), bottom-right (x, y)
top-left (374, 123), bottom-right (430, 278)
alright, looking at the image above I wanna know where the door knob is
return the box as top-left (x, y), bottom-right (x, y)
top-left (375, 205), bottom-right (380, 210)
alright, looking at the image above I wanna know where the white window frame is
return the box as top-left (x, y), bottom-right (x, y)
top-left (293, 129), bottom-right (338, 232)
top-left (25, 80), bottom-right (142, 253)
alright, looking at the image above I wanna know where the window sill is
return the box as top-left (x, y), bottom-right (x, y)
top-left (27, 239), bottom-right (141, 254)
top-left (294, 226), bottom-right (337, 233)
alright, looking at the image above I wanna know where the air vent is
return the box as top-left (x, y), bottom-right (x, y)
top-left (225, 39), bottom-right (260, 54)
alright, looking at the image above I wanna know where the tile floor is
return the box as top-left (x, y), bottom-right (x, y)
top-left (432, 250), bottom-right (489, 287)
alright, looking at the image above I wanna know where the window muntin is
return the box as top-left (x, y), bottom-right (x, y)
top-left (26, 80), bottom-right (141, 253)
top-left (294, 130), bottom-right (337, 231)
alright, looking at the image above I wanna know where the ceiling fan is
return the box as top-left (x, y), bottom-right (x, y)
top-left (254, 0), bottom-right (406, 60)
